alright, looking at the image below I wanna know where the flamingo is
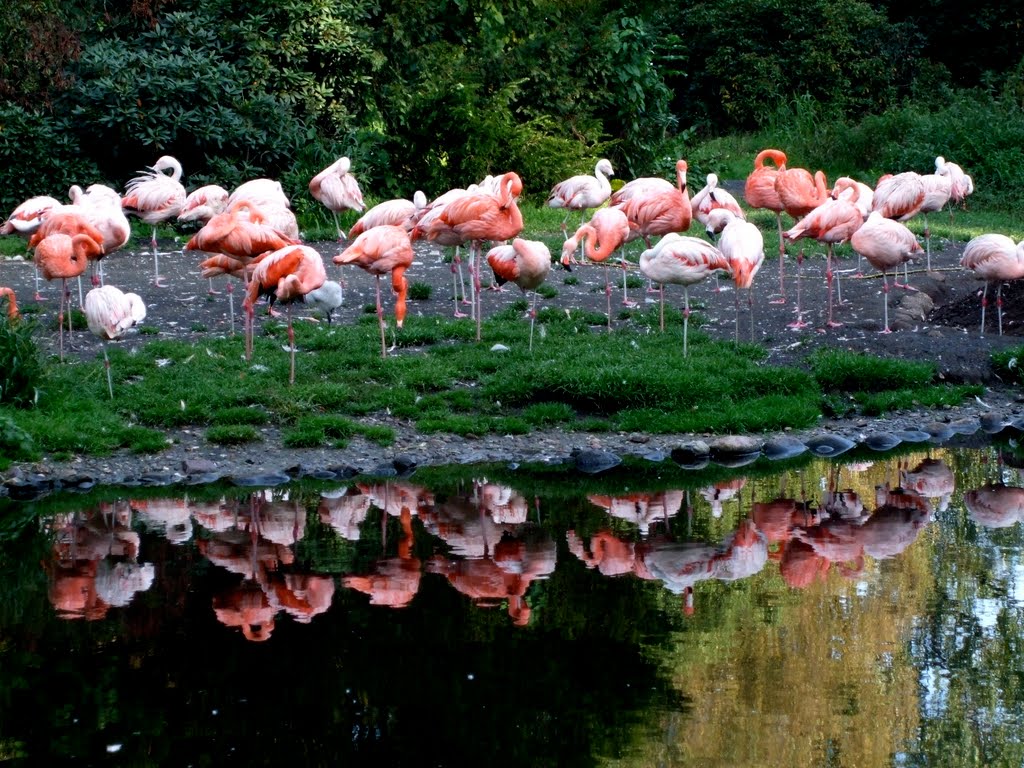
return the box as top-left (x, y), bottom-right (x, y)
top-left (69, 187), bottom-right (131, 287)
top-left (2, 195), bottom-right (62, 298)
top-left (411, 187), bottom-right (475, 316)
top-left (936, 156), bottom-right (973, 220)
top-left (613, 159), bottom-right (692, 247)
top-left (33, 231), bottom-right (101, 360)
top-left (775, 166), bottom-right (830, 219)
top-left (485, 237), bottom-right (552, 350)
top-left (744, 149), bottom-right (788, 300)
top-left (347, 191), bottom-right (427, 238)
top-left (691, 172), bottom-right (745, 293)
top-left (872, 172), bottom-right (925, 222)
top-left (240, 244), bottom-right (323, 382)
top-left (243, 244), bottom-right (327, 383)
top-left (422, 171), bottom-right (524, 341)
top-left (964, 485), bottom-right (1024, 529)
top-left (308, 156), bottom-right (364, 239)
top-left (960, 233), bottom-right (1024, 337)
top-left (638, 233), bottom-right (731, 356)
top-left (334, 224), bottom-right (415, 358)
top-left (830, 176), bottom-right (875, 274)
top-left (850, 211), bottom-right (923, 333)
top-left (560, 206), bottom-right (631, 329)
top-left (717, 211), bottom-right (765, 343)
top-left (121, 155), bottom-right (187, 287)
top-left (784, 187), bottom-right (865, 329)
top-left (546, 158), bottom-right (614, 237)
top-left (84, 285), bottom-right (146, 398)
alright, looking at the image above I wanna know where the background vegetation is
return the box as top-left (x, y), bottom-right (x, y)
top-left (2, 0), bottom-right (1022, 214)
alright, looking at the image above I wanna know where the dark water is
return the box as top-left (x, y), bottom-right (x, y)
top-left (2, 446), bottom-right (1024, 767)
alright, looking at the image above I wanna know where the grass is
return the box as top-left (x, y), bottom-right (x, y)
top-left (0, 288), bottom-right (991, 465)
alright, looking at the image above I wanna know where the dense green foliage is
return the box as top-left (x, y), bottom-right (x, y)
top-left (2, 0), bottom-right (1024, 212)
top-left (0, 316), bottom-right (41, 407)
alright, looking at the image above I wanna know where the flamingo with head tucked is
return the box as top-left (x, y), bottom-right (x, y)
top-left (334, 224), bottom-right (415, 358)
top-left (84, 284), bottom-right (146, 397)
top-left (561, 206), bottom-right (631, 329)
top-left (486, 237), bottom-right (552, 350)
top-left (960, 233), bottom-right (1024, 337)
top-left (850, 212), bottom-right (923, 333)
top-left (122, 155), bottom-right (187, 287)
top-left (309, 156), bottom-right (364, 239)
top-left (744, 150), bottom-right (788, 298)
top-left (547, 158), bottom-right (614, 237)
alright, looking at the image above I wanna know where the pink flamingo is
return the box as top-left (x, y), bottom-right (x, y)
top-left (784, 187), bottom-right (864, 329)
top-left (638, 233), bottom-right (731, 355)
top-left (84, 284), bottom-right (146, 397)
top-left (960, 233), bottom-right (1024, 337)
top-left (744, 149), bottom-right (788, 300)
top-left (486, 237), bottom-right (552, 350)
top-left (243, 244), bottom-right (327, 382)
top-left (308, 157), bottom-right (364, 239)
top-left (347, 191), bottom-right (427, 239)
top-left (547, 158), bottom-right (614, 237)
top-left (850, 211), bottom-right (923, 333)
top-left (560, 206), bottom-right (631, 329)
top-left (718, 212), bottom-right (765, 343)
top-left (121, 155), bottom-right (187, 287)
top-left (334, 224), bottom-right (415, 358)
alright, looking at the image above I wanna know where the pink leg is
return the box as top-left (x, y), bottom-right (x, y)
top-left (997, 283), bottom-right (1004, 336)
top-left (770, 212), bottom-right (786, 304)
top-left (880, 271), bottom-right (892, 334)
top-left (605, 265), bottom-right (612, 330)
top-left (825, 245), bottom-right (842, 328)
top-left (787, 249), bottom-right (808, 329)
top-left (682, 286), bottom-right (690, 357)
top-left (980, 282), bottom-right (988, 337)
top-left (287, 305), bottom-right (296, 385)
top-left (376, 275), bottom-right (386, 358)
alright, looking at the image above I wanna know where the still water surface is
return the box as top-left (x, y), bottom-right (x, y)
top-left (2, 446), bottom-right (1024, 766)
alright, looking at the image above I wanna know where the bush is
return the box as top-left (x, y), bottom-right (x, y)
top-left (0, 315), bottom-right (41, 407)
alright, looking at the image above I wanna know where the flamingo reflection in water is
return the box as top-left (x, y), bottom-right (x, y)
top-left (131, 497), bottom-right (193, 545)
top-left (900, 458), bottom-right (955, 514)
top-left (44, 501), bottom-right (154, 620)
top-left (586, 490), bottom-right (684, 535)
top-left (343, 485), bottom-right (431, 609)
top-left (964, 484), bottom-right (1024, 528)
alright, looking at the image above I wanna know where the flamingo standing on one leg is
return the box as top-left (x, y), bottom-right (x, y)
top-left (411, 187), bottom-right (475, 316)
top-left (561, 206), bottom-right (631, 330)
top-left (32, 232), bottom-right (100, 360)
top-left (638, 233), bottom-right (731, 356)
top-left (717, 212), bottom-right (765, 344)
top-left (783, 187), bottom-right (864, 329)
top-left (334, 225), bottom-right (415, 359)
top-left (872, 171), bottom-right (926, 288)
top-left (308, 156), bottom-right (365, 240)
top-left (347, 191), bottom-right (428, 239)
top-left (692, 173), bottom-right (745, 293)
top-left (613, 159), bottom-right (692, 305)
top-left (850, 212), bottom-right (923, 333)
top-left (2, 195), bottom-right (62, 299)
top-left (960, 233), bottom-right (1024, 337)
top-left (84, 285), bottom-right (146, 398)
top-left (178, 184), bottom-right (230, 294)
top-left (744, 149), bottom-right (788, 302)
top-left (244, 244), bottom-right (327, 382)
top-left (547, 158), bottom-right (614, 240)
top-left (122, 155), bottom-right (187, 287)
top-left (486, 238), bottom-right (552, 351)
top-left (936, 156), bottom-right (974, 223)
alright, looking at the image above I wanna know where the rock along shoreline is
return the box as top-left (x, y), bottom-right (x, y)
top-left (4, 384), bottom-right (1022, 501)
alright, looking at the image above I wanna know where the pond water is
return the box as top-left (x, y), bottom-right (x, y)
top-left (2, 445), bottom-right (1024, 767)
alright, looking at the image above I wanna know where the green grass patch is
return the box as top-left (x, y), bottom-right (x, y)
top-left (536, 284), bottom-right (559, 299)
top-left (409, 282), bottom-right (432, 300)
top-left (810, 349), bottom-right (936, 393)
top-left (854, 385), bottom-right (985, 417)
top-left (210, 406), bottom-right (270, 426)
top-left (991, 346), bottom-right (1024, 386)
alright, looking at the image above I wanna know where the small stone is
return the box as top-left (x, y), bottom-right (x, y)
top-left (980, 413), bottom-right (1007, 434)
top-left (762, 436), bottom-right (808, 461)
top-left (325, 464), bottom-right (359, 479)
top-left (182, 458), bottom-right (217, 475)
top-left (671, 440), bottom-right (711, 468)
top-left (573, 448), bottom-right (622, 474)
top-left (392, 454), bottom-right (417, 474)
top-left (229, 473), bottom-right (292, 487)
top-left (862, 432), bottom-right (902, 452)
top-left (804, 433), bottom-right (856, 457)
top-left (949, 419), bottom-right (979, 436)
top-left (490, 343), bottom-right (510, 352)
top-left (139, 473), bottom-right (181, 487)
top-left (895, 429), bottom-right (931, 443)
top-left (922, 422), bottom-right (955, 442)
top-left (709, 435), bottom-right (765, 458)
top-left (367, 464), bottom-right (398, 477)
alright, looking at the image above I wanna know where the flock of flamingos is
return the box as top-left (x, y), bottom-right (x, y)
top-left (0, 148), bottom-right (1017, 383)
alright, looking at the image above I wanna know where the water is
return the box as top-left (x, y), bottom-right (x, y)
top-left (2, 445), bottom-right (1024, 766)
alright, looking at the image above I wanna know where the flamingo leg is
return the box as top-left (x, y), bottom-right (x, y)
top-left (332, 212), bottom-right (344, 241)
top-left (771, 211), bottom-right (786, 304)
top-left (997, 282), bottom-right (1004, 336)
top-left (58, 278), bottom-right (66, 362)
top-left (733, 285), bottom-right (740, 345)
top-left (33, 263), bottom-right (42, 301)
top-left (103, 343), bottom-right (114, 399)
top-left (659, 284), bottom-right (665, 332)
top-left (287, 304), bottom-right (296, 385)
top-left (474, 242), bottom-right (482, 342)
top-left (208, 277), bottom-right (220, 295)
top-left (979, 282), bottom-right (988, 338)
top-left (924, 213), bottom-right (932, 272)
top-left (245, 300), bottom-right (254, 361)
top-left (528, 290), bottom-right (538, 352)
top-left (376, 274), bottom-right (387, 359)
top-left (151, 225), bottom-right (168, 288)
top-left (749, 286), bottom-right (755, 341)
top-left (604, 264), bottom-right (612, 331)
top-left (451, 247), bottom-right (467, 318)
top-left (881, 271), bottom-right (892, 334)
top-left (825, 244), bottom-right (842, 328)
top-left (683, 285), bottom-right (690, 358)
top-left (77, 275), bottom-right (84, 308)
top-left (227, 281), bottom-right (235, 336)
top-left (787, 249), bottom-right (808, 330)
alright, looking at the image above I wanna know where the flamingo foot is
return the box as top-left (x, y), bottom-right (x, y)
top-left (825, 320), bottom-right (844, 328)
top-left (267, 307), bottom-right (284, 318)
top-left (768, 297), bottom-right (786, 305)
top-left (152, 277), bottom-right (169, 288)
top-left (879, 328), bottom-right (893, 335)
top-left (208, 288), bottom-right (221, 296)
top-left (453, 310), bottom-right (468, 319)
top-left (787, 319), bottom-right (809, 330)
top-left (34, 292), bottom-right (43, 302)
top-left (894, 282), bottom-right (918, 291)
